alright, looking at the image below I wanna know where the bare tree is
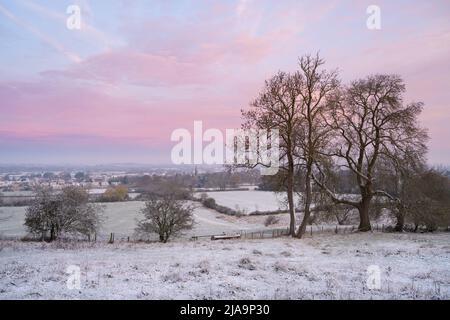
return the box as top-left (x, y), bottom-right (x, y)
top-left (293, 54), bottom-right (339, 238)
top-left (399, 169), bottom-right (450, 232)
top-left (24, 186), bottom-right (102, 241)
top-left (375, 150), bottom-right (427, 231)
top-left (313, 74), bottom-right (427, 231)
top-left (242, 71), bottom-right (305, 236)
top-left (136, 195), bottom-right (194, 243)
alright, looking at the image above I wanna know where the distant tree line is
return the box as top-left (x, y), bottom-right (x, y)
top-left (123, 169), bottom-right (260, 194)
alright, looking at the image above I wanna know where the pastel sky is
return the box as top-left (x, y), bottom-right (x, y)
top-left (0, 0), bottom-right (449, 165)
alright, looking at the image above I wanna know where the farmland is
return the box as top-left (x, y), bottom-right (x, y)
top-left (0, 197), bottom-right (290, 240)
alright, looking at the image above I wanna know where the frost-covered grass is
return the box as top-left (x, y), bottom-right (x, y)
top-left (0, 201), bottom-right (273, 240)
top-left (200, 190), bottom-right (300, 213)
top-left (0, 232), bottom-right (448, 299)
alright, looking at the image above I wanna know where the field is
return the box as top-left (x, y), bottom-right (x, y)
top-left (0, 191), bottom-right (448, 300)
top-left (0, 190), bottom-right (393, 240)
top-left (0, 200), bottom-right (287, 240)
top-left (0, 190), bottom-right (301, 239)
top-left (199, 190), bottom-right (300, 213)
top-left (0, 232), bottom-right (448, 299)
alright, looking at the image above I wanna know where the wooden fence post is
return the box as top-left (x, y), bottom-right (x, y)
top-left (335, 225), bottom-right (338, 234)
top-left (108, 233), bottom-right (114, 244)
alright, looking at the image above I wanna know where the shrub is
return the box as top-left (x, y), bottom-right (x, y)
top-left (264, 215), bottom-right (280, 226)
top-left (99, 185), bottom-right (129, 202)
top-left (25, 186), bottom-right (102, 241)
top-left (202, 197), bottom-right (216, 209)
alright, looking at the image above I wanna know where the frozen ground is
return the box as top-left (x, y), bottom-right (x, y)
top-left (200, 190), bottom-right (301, 213)
top-left (0, 201), bottom-right (280, 240)
top-left (0, 232), bottom-right (448, 299)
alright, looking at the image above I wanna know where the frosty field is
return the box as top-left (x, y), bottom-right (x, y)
top-left (0, 200), bottom-right (283, 240)
top-left (199, 190), bottom-right (300, 213)
top-left (0, 232), bottom-right (448, 299)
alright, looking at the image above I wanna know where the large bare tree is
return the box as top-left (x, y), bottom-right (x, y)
top-left (313, 74), bottom-right (427, 231)
top-left (293, 54), bottom-right (339, 238)
top-left (242, 71), bottom-right (304, 236)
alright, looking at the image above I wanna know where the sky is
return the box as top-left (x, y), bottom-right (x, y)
top-left (0, 0), bottom-right (449, 165)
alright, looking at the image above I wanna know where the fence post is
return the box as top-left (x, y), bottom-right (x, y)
top-left (335, 225), bottom-right (338, 234)
top-left (94, 232), bottom-right (97, 242)
top-left (310, 226), bottom-right (313, 236)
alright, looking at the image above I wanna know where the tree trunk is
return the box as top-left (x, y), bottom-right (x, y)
top-left (286, 173), bottom-right (296, 236)
top-left (358, 197), bottom-right (372, 231)
top-left (296, 164), bottom-right (312, 238)
top-left (50, 225), bottom-right (55, 241)
top-left (394, 176), bottom-right (405, 232)
top-left (286, 152), bottom-right (296, 236)
top-left (394, 207), bottom-right (405, 232)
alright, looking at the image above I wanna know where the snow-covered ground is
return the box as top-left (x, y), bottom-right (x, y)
top-left (0, 201), bottom-right (281, 240)
top-left (0, 232), bottom-right (448, 299)
top-left (199, 190), bottom-right (300, 213)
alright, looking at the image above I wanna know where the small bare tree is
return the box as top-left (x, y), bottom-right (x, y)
top-left (401, 169), bottom-right (450, 232)
top-left (136, 195), bottom-right (194, 243)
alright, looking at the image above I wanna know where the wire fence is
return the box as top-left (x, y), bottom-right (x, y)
top-left (1, 224), bottom-right (449, 244)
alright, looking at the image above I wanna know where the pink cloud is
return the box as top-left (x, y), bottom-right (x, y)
top-left (41, 50), bottom-right (215, 87)
top-left (0, 77), bottom-right (248, 150)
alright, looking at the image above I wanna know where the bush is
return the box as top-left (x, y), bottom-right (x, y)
top-left (400, 169), bottom-right (450, 232)
top-left (99, 185), bottom-right (128, 202)
top-left (25, 186), bottom-right (102, 241)
top-left (264, 215), bottom-right (280, 226)
top-left (202, 197), bottom-right (216, 209)
top-left (200, 197), bottom-right (244, 216)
